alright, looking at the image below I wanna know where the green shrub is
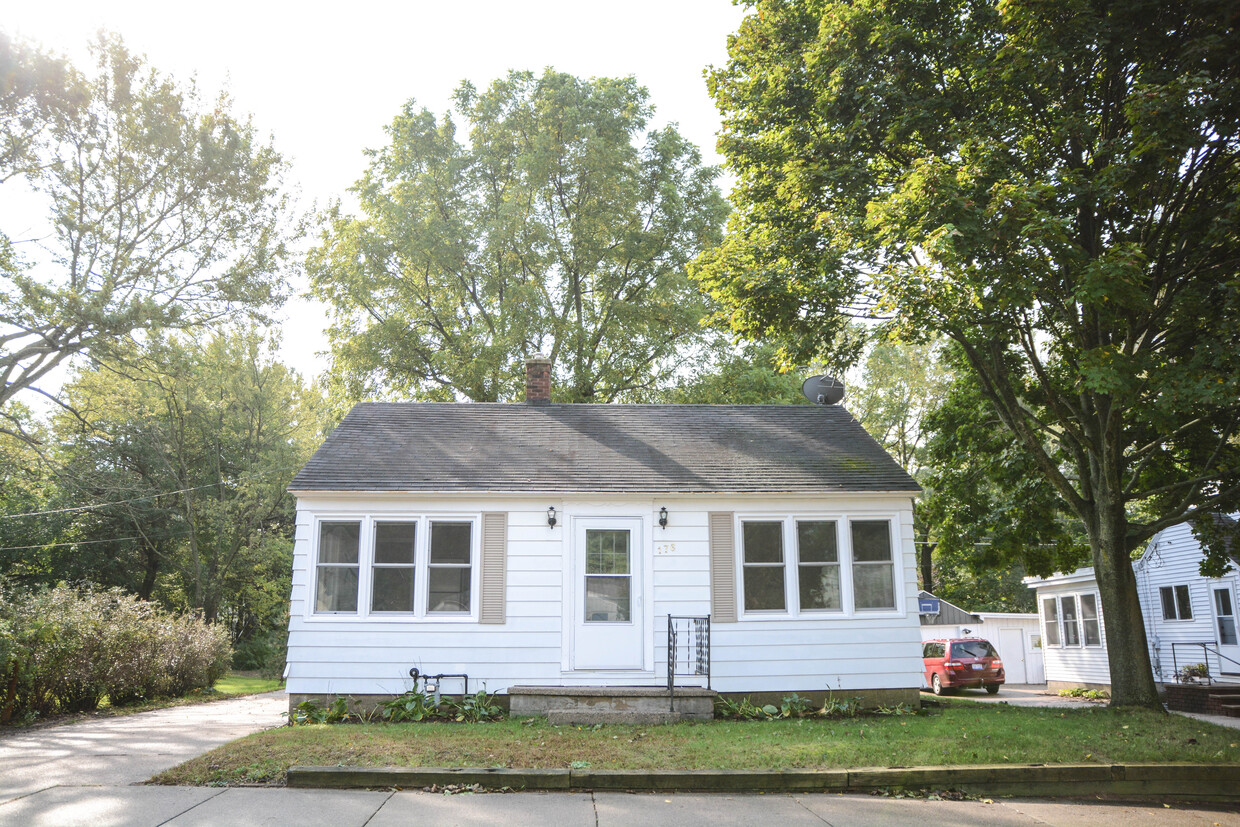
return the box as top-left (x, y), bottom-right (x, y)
top-left (231, 628), bottom-right (288, 678)
top-left (0, 584), bottom-right (232, 720)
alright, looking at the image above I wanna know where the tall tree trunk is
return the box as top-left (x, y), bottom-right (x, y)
top-left (1090, 489), bottom-right (1162, 709)
top-left (920, 541), bottom-right (935, 594)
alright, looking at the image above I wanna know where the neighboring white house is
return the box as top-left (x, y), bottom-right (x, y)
top-left (1026, 568), bottom-right (1110, 691)
top-left (918, 592), bottom-right (1044, 684)
top-left (1027, 516), bottom-right (1240, 691)
top-left (285, 361), bottom-right (926, 711)
top-left (1135, 518), bottom-right (1240, 684)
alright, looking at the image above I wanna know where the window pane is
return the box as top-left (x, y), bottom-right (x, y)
top-left (585, 576), bottom-right (631, 622)
top-left (1062, 596), bottom-right (1080, 645)
top-left (1081, 594), bottom-right (1101, 646)
top-left (319, 522), bottom-right (360, 564)
top-left (851, 521), bottom-right (892, 562)
top-left (797, 521), bottom-right (838, 563)
top-left (427, 567), bottom-right (471, 612)
top-left (1042, 597), bottom-right (1061, 646)
top-left (315, 566), bottom-right (358, 612)
top-left (1175, 585), bottom-right (1192, 619)
top-left (374, 522), bottom-right (416, 564)
top-left (743, 566), bottom-right (786, 611)
top-left (743, 522), bottom-right (783, 563)
top-left (952, 640), bottom-right (998, 658)
top-left (430, 522), bottom-right (472, 563)
top-left (853, 563), bottom-right (895, 609)
top-left (586, 529), bottom-right (630, 574)
top-left (1061, 595), bottom-right (1078, 621)
top-left (1216, 588), bottom-right (1234, 617)
top-left (1161, 587), bottom-right (1176, 621)
top-left (371, 567), bottom-right (414, 612)
top-left (798, 564), bottom-right (841, 610)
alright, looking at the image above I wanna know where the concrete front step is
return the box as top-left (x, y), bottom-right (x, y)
top-left (1220, 705), bottom-right (1240, 718)
top-left (507, 685), bottom-right (716, 723)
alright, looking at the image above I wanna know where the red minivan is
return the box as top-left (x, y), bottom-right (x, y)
top-left (922, 638), bottom-right (1005, 695)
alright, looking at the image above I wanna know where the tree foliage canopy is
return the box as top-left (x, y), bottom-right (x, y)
top-left (310, 69), bottom-right (729, 404)
top-left (0, 33), bottom-right (294, 428)
top-left (697, 0), bottom-right (1240, 706)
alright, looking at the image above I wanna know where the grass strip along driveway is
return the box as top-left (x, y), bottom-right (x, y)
top-left (153, 704), bottom-right (1240, 786)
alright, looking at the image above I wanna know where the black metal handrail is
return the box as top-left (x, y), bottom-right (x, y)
top-left (1170, 641), bottom-right (1240, 684)
top-left (667, 615), bottom-right (710, 712)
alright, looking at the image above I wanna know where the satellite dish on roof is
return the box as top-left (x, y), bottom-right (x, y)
top-left (802, 375), bottom-right (845, 405)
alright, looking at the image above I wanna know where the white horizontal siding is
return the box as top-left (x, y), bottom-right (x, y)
top-left (289, 494), bottom-right (924, 696)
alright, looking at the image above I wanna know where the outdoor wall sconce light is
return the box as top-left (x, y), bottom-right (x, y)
top-left (659, 506), bottom-right (668, 529)
top-left (547, 506), bottom-right (557, 528)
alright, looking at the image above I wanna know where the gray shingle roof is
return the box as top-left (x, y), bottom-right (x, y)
top-left (290, 403), bottom-right (921, 495)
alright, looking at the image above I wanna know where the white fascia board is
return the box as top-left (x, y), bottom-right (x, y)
top-left (1023, 567), bottom-right (1097, 589)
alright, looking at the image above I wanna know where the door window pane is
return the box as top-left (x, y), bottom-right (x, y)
top-left (742, 522), bottom-right (785, 611)
top-left (586, 530), bottom-right (630, 574)
top-left (1216, 589), bottom-right (1238, 646)
top-left (427, 521), bottom-right (471, 612)
top-left (316, 521), bottom-right (360, 612)
top-left (585, 575), bottom-right (631, 622)
top-left (851, 520), bottom-right (894, 610)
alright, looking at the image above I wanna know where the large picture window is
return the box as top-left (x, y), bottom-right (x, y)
top-left (312, 515), bottom-right (476, 618)
top-left (738, 516), bottom-right (899, 616)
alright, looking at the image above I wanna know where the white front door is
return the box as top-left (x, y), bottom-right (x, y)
top-left (997, 627), bottom-right (1027, 684)
top-left (572, 517), bottom-right (645, 671)
top-left (1213, 586), bottom-right (1240, 675)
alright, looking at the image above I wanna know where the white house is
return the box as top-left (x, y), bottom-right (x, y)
top-left (285, 360), bottom-right (926, 713)
top-left (1027, 516), bottom-right (1240, 691)
top-left (1135, 518), bottom-right (1240, 684)
top-left (918, 592), bottom-right (1044, 684)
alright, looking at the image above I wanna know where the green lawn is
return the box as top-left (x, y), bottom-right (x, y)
top-left (151, 704), bottom-right (1240, 786)
top-left (213, 674), bottom-right (283, 696)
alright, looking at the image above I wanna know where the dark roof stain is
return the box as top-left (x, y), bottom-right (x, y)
top-left (290, 403), bottom-right (922, 495)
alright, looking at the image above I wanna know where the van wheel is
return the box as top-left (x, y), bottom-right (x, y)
top-left (932, 674), bottom-right (945, 695)
top-left (986, 684), bottom-right (1000, 695)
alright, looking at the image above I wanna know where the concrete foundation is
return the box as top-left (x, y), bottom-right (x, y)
top-left (508, 685), bottom-right (715, 723)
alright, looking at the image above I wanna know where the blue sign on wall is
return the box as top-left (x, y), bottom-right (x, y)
top-left (918, 597), bottom-right (941, 615)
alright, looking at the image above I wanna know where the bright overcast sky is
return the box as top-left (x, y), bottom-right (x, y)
top-left (7, 0), bottom-right (749, 384)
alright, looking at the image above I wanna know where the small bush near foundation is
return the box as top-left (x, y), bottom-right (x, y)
top-left (1058, 687), bottom-right (1110, 700)
top-left (292, 687), bottom-right (506, 726)
top-left (716, 692), bottom-right (870, 720)
top-left (0, 584), bottom-right (231, 721)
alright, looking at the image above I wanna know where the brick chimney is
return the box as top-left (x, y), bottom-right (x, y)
top-left (524, 355), bottom-right (552, 405)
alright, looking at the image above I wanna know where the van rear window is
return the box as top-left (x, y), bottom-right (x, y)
top-left (951, 640), bottom-right (997, 659)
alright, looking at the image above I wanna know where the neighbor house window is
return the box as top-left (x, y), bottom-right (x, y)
top-left (1061, 595), bottom-right (1081, 646)
top-left (1080, 593), bottom-right (1102, 646)
top-left (1160, 585), bottom-right (1193, 620)
top-left (742, 521), bottom-right (786, 611)
top-left (1042, 597), bottom-right (1061, 646)
top-left (427, 522), bottom-right (473, 613)
top-left (371, 522), bottom-right (416, 612)
top-left (316, 521), bottom-right (361, 613)
top-left (797, 521), bottom-right (841, 611)
top-left (850, 520), bottom-right (895, 610)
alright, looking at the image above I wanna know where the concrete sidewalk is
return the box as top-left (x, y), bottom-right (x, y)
top-left (0, 690), bottom-right (287, 804)
top-left (1, 787), bottom-right (1237, 827)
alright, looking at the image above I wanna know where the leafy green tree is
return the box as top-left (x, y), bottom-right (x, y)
top-left (53, 330), bottom-right (319, 643)
top-left (310, 69), bottom-right (729, 404)
top-left (695, 0), bottom-right (1240, 706)
top-left (0, 33), bottom-right (294, 430)
top-left (660, 341), bottom-right (807, 404)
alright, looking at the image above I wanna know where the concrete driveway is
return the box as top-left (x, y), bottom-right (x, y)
top-left (0, 690), bottom-right (287, 805)
top-left (922, 683), bottom-right (1094, 707)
